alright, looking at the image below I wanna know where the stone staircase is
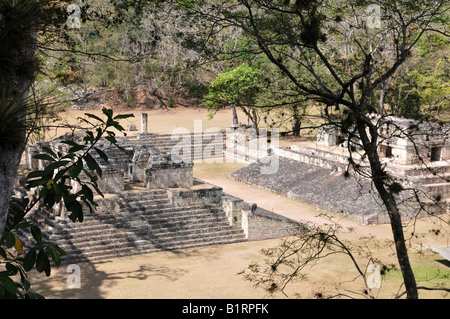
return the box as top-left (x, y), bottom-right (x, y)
top-left (133, 132), bottom-right (226, 161)
top-left (17, 190), bottom-right (246, 264)
top-left (395, 165), bottom-right (450, 201)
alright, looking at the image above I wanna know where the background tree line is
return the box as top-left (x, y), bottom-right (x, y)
top-left (40, 0), bottom-right (449, 133)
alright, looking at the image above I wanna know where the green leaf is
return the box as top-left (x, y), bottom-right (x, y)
top-left (51, 243), bottom-right (66, 256)
top-left (85, 113), bottom-right (105, 123)
top-left (91, 182), bottom-right (104, 198)
top-left (43, 193), bottom-right (55, 209)
top-left (67, 201), bottom-right (83, 223)
top-left (113, 114), bottom-right (134, 120)
top-left (69, 159), bottom-right (83, 178)
top-left (23, 249), bottom-right (37, 271)
top-left (27, 178), bottom-right (50, 188)
top-left (84, 153), bottom-right (102, 178)
top-left (36, 250), bottom-right (51, 276)
top-left (112, 122), bottom-right (125, 131)
top-left (11, 221), bottom-right (33, 230)
top-left (51, 185), bottom-right (62, 204)
top-left (50, 248), bottom-right (61, 267)
top-left (61, 140), bottom-right (80, 147)
top-left (84, 153), bottom-right (96, 171)
top-left (82, 185), bottom-right (94, 202)
top-left (68, 144), bottom-right (87, 153)
top-left (0, 247), bottom-right (6, 259)
top-left (105, 135), bottom-right (118, 145)
top-left (61, 152), bottom-right (76, 160)
top-left (52, 182), bottom-right (62, 196)
top-left (41, 146), bottom-right (57, 159)
top-left (21, 279), bottom-right (30, 291)
top-left (5, 232), bottom-right (15, 248)
top-left (27, 170), bottom-right (45, 179)
top-left (31, 226), bottom-right (42, 242)
top-left (94, 147), bottom-right (108, 163)
top-left (102, 108), bottom-right (113, 119)
top-left (0, 274), bottom-right (18, 296)
top-left (44, 160), bottom-right (70, 173)
top-left (33, 154), bottom-right (55, 162)
top-left (6, 263), bottom-right (18, 276)
top-left (53, 167), bottom-right (68, 181)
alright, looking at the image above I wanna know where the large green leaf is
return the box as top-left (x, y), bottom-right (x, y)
top-left (23, 249), bottom-right (37, 271)
top-left (5, 232), bottom-right (16, 248)
top-left (36, 250), bottom-right (51, 276)
top-left (30, 225), bottom-right (42, 242)
top-left (0, 274), bottom-right (18, 296)
top-left (69, 159), bottom-right (83, 178)
top-left (33, 153), bottom-right (55, 162)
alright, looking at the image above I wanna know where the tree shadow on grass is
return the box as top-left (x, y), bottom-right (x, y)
top-left (436, 259), bottom-right (450, 268)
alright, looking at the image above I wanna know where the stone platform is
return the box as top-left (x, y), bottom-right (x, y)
top-left (230, 156), bottom-right (413, 224)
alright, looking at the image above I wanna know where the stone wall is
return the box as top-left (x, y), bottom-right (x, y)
top-left (97, 168), bottom-right (125, 194)
top-left (145, 165), bottom-right (193, 189)
top-left (165, 184), bottom-right (304, 240)
top-left (220, 194), bottom-right (303, 240)
top-left (223, 127), bottom-right (272, 163)
top-left (275, 145), bottom-right (348, 171)
top-left (316, 125), bottom-right (337, 146)
top-left (167, 185), bottom-right (223, 207)
top-left (221, 195), bottom-right (244, 227)
top-left (241, 207), bottom-right (304, 240)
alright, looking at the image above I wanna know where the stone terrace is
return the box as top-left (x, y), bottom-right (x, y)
top-left (17, 188), bottom-right (248, 264)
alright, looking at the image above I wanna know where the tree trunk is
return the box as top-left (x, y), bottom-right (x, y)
top-left (231, 105), bottom-right (239, 125)
top-left (251, 107), bottom-right (258, 129)
top-left (0, 147), bottom-right (24, 234)
top-left (379, 79), bottom-right (388, 116)
top-left (292, 104), bottom-right (301, 136)
top-left (357, 119), bottom-right (418, 299)
top-left (0, 10), bottom-right (37, 234)
top-left (0, 83), bottom-right (30, 235)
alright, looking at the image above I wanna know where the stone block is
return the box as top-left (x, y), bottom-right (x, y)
top-left (126, 124), bottom-right (137, 131)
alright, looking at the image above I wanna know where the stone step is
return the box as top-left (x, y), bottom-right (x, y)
top-left (152, 134), bottom-right (226, 140)
top-left (17, 181), bottom-right (248, 264)
top-left (421, 182), bottom-right (450, 198)
top-left (149, 142), bottom-right (225, 147)
top-left (115, 200), bottom-right (173, 209)
top-left (149, 138), bottom-right (225, 144)
top-left (114, 191), bottom-right (168, 200)
top-left (59, 234), bottom-right (246, 264)
top-left (401, 165), bottom-right (450, 177)
top-left (400, 171), bottom-right (450, 185)
top-left (83, 205), bottom-right (218, 221)
top-left (46, 207), bottom-right (226, 232)
top-left (65, 228), bottom-right (244, 250)
top-left (49, 216), bottom-right (232, 241)
top-left (56, 229), bottom-right (245, 259)
top-left (21, 220), bottom-right (246, 264)
top-left (120, 214), bottom-right (230, 228)
top-left (53, 224), bottom-right (242, 247)
top-left (130, 225), bottom-right (244, 240)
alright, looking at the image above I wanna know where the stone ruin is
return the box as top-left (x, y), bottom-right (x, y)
top-left (18, 112), bottom-right (449, 264)
top-left (314, 117), bottom-right (450, 166)
top-left (227, 116), bottom-right (450, 224)
top-left (316, 125), bottom-right (338, 147)
top-left (129, 145), bottom-right (193, 189)
top-left (18, 114), bottom-right (302, 263)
